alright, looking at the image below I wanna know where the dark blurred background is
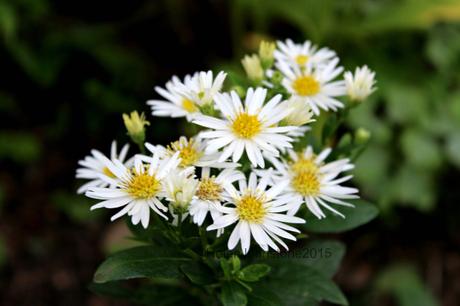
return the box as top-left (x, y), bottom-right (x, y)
top-left (1, 0), bottom-right (460, 305)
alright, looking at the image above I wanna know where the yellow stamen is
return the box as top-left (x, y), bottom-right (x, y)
top-left (291, 171), bottom-right (320, 196)
top-left (295, 55), bottom-right (309, 65)
top-left (232, 113), bottom-right (261, 139)
top-left (290, 156), bottom-right (318, 174)
top-left (292, 75), bottom-right (320, 96)
top-left (102, 167), bottom-right (116, 178)
top-left (182, 98), bottom-right (198, 113)
top-left (126, 170), bottom-right (160, 199)
top-left (196, 178), bottom-right (222, 201)
top-left (167, 138), bottom-right (202, 167)
top-left (236, 194), bottom-right (266, 223)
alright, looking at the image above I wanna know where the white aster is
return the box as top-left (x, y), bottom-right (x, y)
top-left (86, 151), bottom-right (181, 228)
top-left (269, 146), bottom-right (359, 219)
top-left (193, 87), bottom-right (298, 168)
top-left (274, 39), bottom-right (336, 69)
top-left (277, 57), bottom-right (346, 115)
top-left (189, 167), bottom-right (244, 226)
top-left (208, 172), bottom-right (305, 255)
top-left (163, 167), bottom-right (199, 211)
top-left (344, 65), bottom-right (377, 102)
top-left (76, 141), bottom-right (131, 194)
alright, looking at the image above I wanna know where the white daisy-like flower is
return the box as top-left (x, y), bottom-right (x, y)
top-left (76, 141), bottom-right (131, 194)
top-left (274, 39), bottom-right (336, 69)
top-left (208, 172), bottom-right (305, 255)
top-left (148, 136), bottom-right (238, 169)
top-left (277, 57), bottom-right (346, 115)
top-left (189, 167), bottom-right (244, 226)
top-left (193, 87), bottom-right (298, 168)
top-left (148, 74), bottom-right (200, 120)
top-left (268, 146), bottom-right (359, 219)
top-left (163, 167), bottom-right (199, 212)
top-left (344, 65), bottom-right (377, 102)
top-left (86, 151), bottom-right (181, 228)
top-left (177, 70), bottom-right (226, 107)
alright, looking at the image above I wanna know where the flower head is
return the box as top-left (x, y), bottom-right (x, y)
top-left (241, 55), bottom-right (264, 82)
top-left (344, 65), bottom-right (377, 102)
top-left (76, 141), bottom-right (132, 194)
top-left (207, 172), bottom-right (304, 254)
top-left (193, 87), bottom-right (298, 167)
top-left (274, 39), bottom-right (336, 69)
top-left (86, 151), bottom-right (181, 228)
top-left (282, 97), bottom-right (315, 126)
top-left (163, 167), bottom-right (199, 212)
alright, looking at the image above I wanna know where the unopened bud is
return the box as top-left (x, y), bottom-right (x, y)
top-left (123, 111), bottom-right (149, 145)
top-left (241, 54), bottom-right (264, 82)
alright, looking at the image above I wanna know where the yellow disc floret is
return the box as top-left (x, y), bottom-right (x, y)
top-left (291, 171), bottom-right (320, 196)
top-left (126, 170), bottom-right (160, 199)
top-left (196, 178), bottom-right (223, 201)
top-left (232, 113), bottom-right (261, 139)
top-left (236, 194), bottom-right (266, 223)
top-left (290, 156), bottom-right (318, 174)
top-left (292, 75), bottom-right (320, 96)
top-left (295, 55), bottom-right (309, 65)
top-left (167, 137), bottom-right (203, 167)
top-left (182, 98), bottom-right (198, 113)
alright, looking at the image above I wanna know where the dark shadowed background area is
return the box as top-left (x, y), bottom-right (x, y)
top-left (1, 0), bottom-right (460, 305)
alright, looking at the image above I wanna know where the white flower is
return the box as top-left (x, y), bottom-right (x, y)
top-left (282, 97), bottom-right (315, 126)
top-left (208, 172), bottom-right (305, 254)
top-left (274, 39), bottom-right (336, 69)
top-left (241, 55), bottom-right (264, 81)
top-left (86, 151), bottom-right (181, 228)
top-left (344, 65), bottom-right (377, 101)
top-left (147, 74), bottom-right (200, 120)
top-left (193, 87), bottom-right (298, 168)
top-left (149, 136), bottom-right (238, 169)
top-left (163, 167), bottom-right (199, 211)
top-left (177, 70), bottom-right (226, 107)
top-left (76, 141), bottom-right (131, 194)
top-left (268, 146), bottom-right (359, 219)
top-left (277, 57), bottom-right (346, 115)
top-left (189, 167), bottom-right (244, 226)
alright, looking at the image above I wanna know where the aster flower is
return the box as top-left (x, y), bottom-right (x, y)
top-left (268, 146), bottom-right (359, 219)
top-left (76, 141), bottom-right (131, 194)
top-left (344, 65), bottom-right (377, 102)
top-left (86, 152), bottom-right (181, 228)
top-left (176, 70), bottom-right (227, 107)
top-left (163, 167), bottom-right (199, 213)
top-left (277, 57), bottom-right (346, 115)
top-left (193, 87), bottom-right (298, 168)
top-left (148, 74), bottom-right (200, 120)
top-left (189, 167), bottom-right (244, 226)
top-left (274, 39), bottom-right (336, 69)
top-left (208, 172), bottom-right (305, 254)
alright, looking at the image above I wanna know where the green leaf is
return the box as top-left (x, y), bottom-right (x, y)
top-left (221, 281), bottom-right (248, 306)
top-left (93, 246), bottom-right (190, 283)
top-left (302, 200), bottom-right (378, 233)
top-left (247, 287), bottom-right (282, 306)
top-left (238, 264), bottom-right (271, 282)
top-left (376, 265), bottom-right (439, 306)
top-left (253, 263), bottom-right (347, 306)
top-left (180, 262), bottom-right (215, 285)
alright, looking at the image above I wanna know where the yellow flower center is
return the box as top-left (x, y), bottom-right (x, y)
top-left (232, 113), bottom-right (261, 139)
top-left (290, 156), bottom-right (318, 174)
top-left (182, 98), bottom-right (198, 113)
top-left (102, 166), bottom-right (116, 178)
top-left (291, 171), bottom-right (320, 196)
top-left (292, 75), bottom-right (320, 96)
top-left (236, 194), bottom-right (266, 223)
top-left (126, 171), bottom-right (160, 199)
top-left (167, 138), bottom-right (203, 167)
top-left (196, 178), bottom-right (223, 201)
top-left (295, 55), bottom-right (309, 65)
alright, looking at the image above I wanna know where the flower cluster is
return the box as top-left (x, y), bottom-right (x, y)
top-left (76, 39), bottom-right (376, 255)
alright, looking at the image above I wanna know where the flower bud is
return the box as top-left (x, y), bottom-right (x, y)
top-left (355, 128), bottom-right (371, 145)
top-left (241, 54), bottom-right (264, 82)
top-left (282, 97), bottom-right (315, 126)
top-left (344, 65), bottom-right (377, 102)
top-left (259, 40), bottom-right (276, 69)
top-left (122, 111), bottom-right (150, 145)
